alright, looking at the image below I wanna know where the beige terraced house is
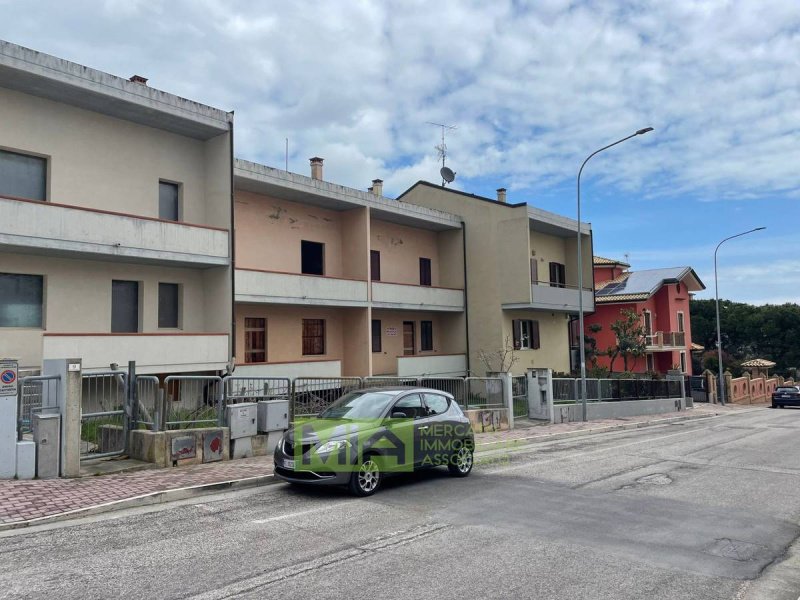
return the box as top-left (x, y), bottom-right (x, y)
top-left (232, 158), bottom-right (468, 378)
top-left (0, 41), bottom-right (234, 375)
top-left (398, 183), bottom-right (594, 376)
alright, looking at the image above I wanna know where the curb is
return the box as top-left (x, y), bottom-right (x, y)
top-left (0, 473), bottom-right (277, 533)
top-left (474, 407), bottom-right (765, 453)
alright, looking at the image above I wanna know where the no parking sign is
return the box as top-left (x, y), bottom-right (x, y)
top-left (0, 360), bottom-right (18, 397)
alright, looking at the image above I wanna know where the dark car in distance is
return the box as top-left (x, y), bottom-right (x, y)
top-left (274, 388), bottom-right (475, 496)
top-left (771, 385), bottom-right (800, 409)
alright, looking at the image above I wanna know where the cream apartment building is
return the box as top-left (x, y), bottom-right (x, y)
top-left (0, 41), bottom-right (233, 374)
top-left (232, 159), bottom-right (467, 378)
top-left (398, 183), bottom-right (594, 376)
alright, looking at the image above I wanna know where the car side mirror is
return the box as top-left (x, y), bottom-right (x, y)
top-left (391, 411), bottom-right (407, 419)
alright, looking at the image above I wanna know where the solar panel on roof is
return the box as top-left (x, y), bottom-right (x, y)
top-left (598, 281), bottom-right (628, 296)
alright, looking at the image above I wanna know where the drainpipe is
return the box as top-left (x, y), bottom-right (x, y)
top-left (228, 116), bottom-right (236, 374)
top-left (461, 221), bottom-right (470, 375)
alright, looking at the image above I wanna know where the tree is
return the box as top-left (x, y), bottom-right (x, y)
top-left (607, 309), bottom-right (647, 373)
top-left (584, 323), bottom-right (603, 368)
top-left (477, 335), bottom-right (519, 373)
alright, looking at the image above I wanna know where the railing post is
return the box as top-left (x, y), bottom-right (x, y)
top-left (217, 377), bottom-right (225, 426)
top-left (124, 361), bottom-right (137, 455)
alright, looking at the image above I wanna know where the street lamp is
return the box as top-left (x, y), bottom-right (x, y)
top-left (577, 127), bottom-right (653, 422)
top-left (714, 227), bottom-right (766, 405)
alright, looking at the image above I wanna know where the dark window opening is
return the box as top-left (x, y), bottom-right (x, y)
top-left (159, 181), bottom-right (180, 221)
top-left (111, 280), bottom-right (139, 333)
top-left (245, 317), bottom-right (267, 363)
top-left (421, 320), bottom-right (433, 351)
top-left (301, 241), bottom-right (325, 275)
top-left (302, 319), bottom-right (325, 355)
top-left (371, 319), bottom-right (382, 353)
top-left (370, 250), bottom-right (381, 281)
top-left (403, 321), bottom-right (415, 355)
top-left (419, 257), bottom-right (432, 286)
top-left (549, 262), bottom-right (566, 288)
top-left (0, 149), bottom-right (46, 201)
top-left (158, 283), bottom-right (180, 328)
top-left (0, 273), bottom-right (43, 327)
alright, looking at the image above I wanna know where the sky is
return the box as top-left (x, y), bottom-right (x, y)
top-left (1, 0), bottom-right (798, 304)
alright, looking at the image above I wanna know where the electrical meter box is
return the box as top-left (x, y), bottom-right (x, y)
top-left (226, 403), bottom-right (257, 439)
top-left (257, 400), bottom-right (289, 433)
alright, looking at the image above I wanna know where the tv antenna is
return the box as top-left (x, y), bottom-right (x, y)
top-left (427, 121), bottom-right (457, 186)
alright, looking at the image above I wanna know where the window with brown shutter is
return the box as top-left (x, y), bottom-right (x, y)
top-left (530, 258), bottom-right (539, 284)
top-left (244, 317), bottom-right (267, 363)
top-left (549, 262), bottom-right (566, 288)
top-left (302, 319), bottom-right (325, 355)
top-left (512, 319), bottom-right (540, 350)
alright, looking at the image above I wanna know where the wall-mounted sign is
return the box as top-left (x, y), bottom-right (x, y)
top-left (386, 327), bottom-right (398, 337)
top-left (0, 360), bottom-right (18, 397)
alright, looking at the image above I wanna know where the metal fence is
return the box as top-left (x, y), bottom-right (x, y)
top-left (135, 375), bottom-right (160, 429)
top-left (81, 371), bottom-right (127, 460)
top-left (511, 375), bottom-right (528, 418)
top-left (163, 375), bottom-right (223, 430)
top-left (552, 377), bottom-right (682, 402)
top-left (464, 377), bottom-right (505, 409)
top-left (291, 377), bottom-right (363, 418)
top-left (17, 375), bottom-right (60, 437)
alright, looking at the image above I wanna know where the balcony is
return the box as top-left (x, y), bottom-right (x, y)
top-left (0, 196), bottom-right (229, 267)
top-left (397, 354), bottom-right (467, 377)
top-left (233, 359), bottom-right (342, 379)
top-left (42, 333), bottom-right (229, 374)
top-left (371, 282), bottom-right (465, 312)
top-left (235, 269), bottom-right (369, 307)
top-left (503, 283), bottom-right (595, 313)
top-left (645, 331), bottom-right (686, 351)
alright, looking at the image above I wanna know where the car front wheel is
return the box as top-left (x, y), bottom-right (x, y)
top-left (448, 443), bottom-right (473, 477)
top-left (349, 454), bottom-right (381, 496)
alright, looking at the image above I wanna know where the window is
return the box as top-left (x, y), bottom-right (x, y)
top-left (301, 240), bottom-right (325, 275)
top-left (392, 394), bottom-right (425, 419)
top-left (646, 354), bottom-right (655, 372)
top-left (512, 319), bottom-right (540, 350)
top-left (158, 283), bottom-right (180, 328)
top-left (679, 351), bottom-right (687, 373)
top-left (549, 262), bottom-right (566, 288)
top-left (0, 149), bottom-right (46, 201)
top-left (370, 250), bottom-right (381, 281)
top-left (245, 317), bottom-right (267, 363)
top-left (423, 393), bottom-right (450, 415)
top-left (158, 181), bottom-right (180, 221)
top-left (371, 319), bottom-right (382, 353)
top-left (677, 311), bottom-right (685, 333)
top-left (421, 320), bottom-right (433, 351)
top-left (643, 311), bottom-right (653, 336)
top-left (0, 273), bottom-right (43, 327)
top-left (302, 319), bottom-right (325, 355)
top-left (419, 257), bottom-right (432, 286)
top-left (111, 280), bottom-right (139, 333)
top-left (530, 258), bottom-right (539, 283)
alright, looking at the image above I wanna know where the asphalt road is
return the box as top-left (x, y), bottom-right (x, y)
top-left (2, 407), bottom-right (799, 600)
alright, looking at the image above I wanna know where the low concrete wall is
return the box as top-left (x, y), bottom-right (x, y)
top-left (129, 427), bottom-right (230, 468)
top-left (552, 397), bottom-right (685, 424)
top-left (465, 408), bottom-right (509, 433)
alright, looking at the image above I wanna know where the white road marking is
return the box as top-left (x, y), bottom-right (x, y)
top-left (251, 504), bottom-right (348, 524)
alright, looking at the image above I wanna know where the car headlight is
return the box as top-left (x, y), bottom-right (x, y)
top-left (315, 440), bottom-right (352, 454)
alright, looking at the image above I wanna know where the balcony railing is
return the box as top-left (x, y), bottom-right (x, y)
top-left (645, 331), bottom-right (686, 349)
top-left (371, 282), bottom-right (465, 312)
top-left (235, 269), bottom-right (369, 307)
top-left (0, 195), bottom-right (229, 267)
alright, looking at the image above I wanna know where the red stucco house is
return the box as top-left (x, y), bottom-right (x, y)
top-left (586, 256), bottom-right (706, 375)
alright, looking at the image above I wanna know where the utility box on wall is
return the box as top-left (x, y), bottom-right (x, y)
top-left (257, 400), bottom-right (289, 433)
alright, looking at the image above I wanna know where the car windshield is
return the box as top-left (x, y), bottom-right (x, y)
top-left (776, 387), bottom-right (799, 392)
top-left (318, 391), bottom-right (396, 419)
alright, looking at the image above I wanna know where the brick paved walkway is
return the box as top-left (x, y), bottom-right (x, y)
top-left (0, 456), bottom-right (274, 526)
top-left (0, 403), bottom-right (765, 528)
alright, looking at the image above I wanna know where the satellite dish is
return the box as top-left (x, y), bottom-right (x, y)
top-left (440, 166), bottom-right (456, 184)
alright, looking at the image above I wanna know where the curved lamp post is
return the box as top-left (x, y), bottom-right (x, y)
top-left (577, 127), bottom-right (653, 422)
top-left (714, 227), bottom-right (766, 405)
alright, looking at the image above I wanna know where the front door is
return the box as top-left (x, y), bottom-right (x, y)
top-left (403, 321), bottom-right (415, 355)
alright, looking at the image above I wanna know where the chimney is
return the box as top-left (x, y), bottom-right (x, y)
top-left (371, 179), bottom-right (383, 196)
top-left (129, 75), bottom-right (148, 85)
top-left (310, 157), bottom-right (324, 180)
top-left (497, 188), bottom-right (507, 203)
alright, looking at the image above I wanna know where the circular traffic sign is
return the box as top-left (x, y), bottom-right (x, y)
top-left (1, 369), bottom-right (16, 385)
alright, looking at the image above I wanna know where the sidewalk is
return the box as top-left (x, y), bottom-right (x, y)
top-left (0, 403), bottom-right (764, 531)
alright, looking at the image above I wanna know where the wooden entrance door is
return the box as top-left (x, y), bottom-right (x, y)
top-left (403, 321), bottom-right (415, 355)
